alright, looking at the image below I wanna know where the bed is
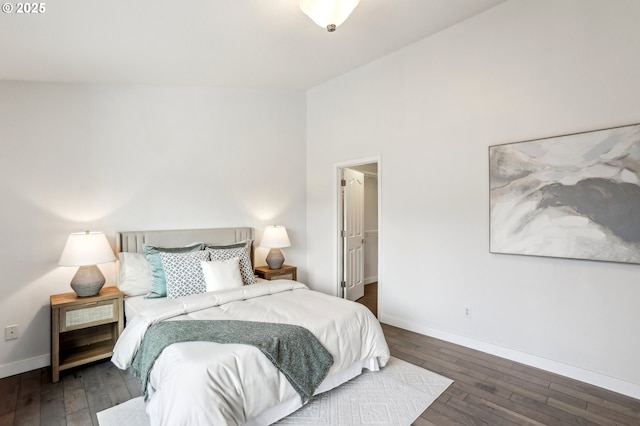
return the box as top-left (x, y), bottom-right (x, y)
top-left (110, 227), bottom-right (390, 425)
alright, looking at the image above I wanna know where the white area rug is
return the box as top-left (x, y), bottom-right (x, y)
top-left (97, 357), bottom-right (453, 426)
top-left (97, 397), bottom-right (148, 426)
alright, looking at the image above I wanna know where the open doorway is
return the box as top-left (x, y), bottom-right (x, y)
top-left (337, 160), bottom-right (379, 317)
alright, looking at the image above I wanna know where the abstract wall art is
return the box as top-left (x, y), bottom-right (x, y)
top-left (489, 123), bottom-right (640, 264)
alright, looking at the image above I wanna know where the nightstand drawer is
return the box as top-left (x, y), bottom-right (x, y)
top-left (270, 273), bottom-right (294, 280)
top-left (60, 299), bottom-right (119, 332)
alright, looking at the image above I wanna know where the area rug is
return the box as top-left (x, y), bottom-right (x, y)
top-left (97, 357), bottom-right (453, 426)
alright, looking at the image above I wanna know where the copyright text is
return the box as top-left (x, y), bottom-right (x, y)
top-left (2, 3), bottom-right (46, 14)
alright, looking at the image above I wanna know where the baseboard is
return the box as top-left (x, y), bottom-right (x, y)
top-left (0, 354), bottom-right (49, 379)
top-left (364, 276), bottom-right (378, 285)
top-left (380, 314), bottom-right (640, 400)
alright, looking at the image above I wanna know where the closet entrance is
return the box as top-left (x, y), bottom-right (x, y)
top-left (337, 160), bottom-right (379, 315)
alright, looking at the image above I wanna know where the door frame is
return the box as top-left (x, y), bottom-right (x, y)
top-left (335, 156), bottom-right (381, 300)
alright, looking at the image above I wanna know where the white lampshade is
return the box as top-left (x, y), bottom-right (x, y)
top-left (59, 231), bottom-right (115, 297)
top-left (59, 231), bottom-right (116, 266)
top-left (260, 226), bottom-right (291, 248)
top-left (300, 0), bottom-right (360, 32)
top-left (261, 226), bottom-right (291, 270)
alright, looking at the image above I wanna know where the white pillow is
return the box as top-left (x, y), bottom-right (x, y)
top-left (206, 240), bottom-right (255, 286)
top-left (118, 252), bottom-right (152, 297)
top-left (201, 257), bottom-right (244, 292)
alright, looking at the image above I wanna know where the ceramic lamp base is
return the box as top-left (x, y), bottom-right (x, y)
top-left (70, 265), bottom-right (106, 297)
top-left (266, 248), bottom-right (285, 269)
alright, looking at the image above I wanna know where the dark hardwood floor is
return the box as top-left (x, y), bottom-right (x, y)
top-left (384, 324), bottom-right (640, 426)
top-left (2, 284), bottom-right (639, 425)
top-left (356, 281), bottom-right (378, 317)
top-left (0, 358), bottom-right (141, 426)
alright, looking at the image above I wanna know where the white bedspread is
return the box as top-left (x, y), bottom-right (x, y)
top-left (112, 280), bottom-right (390, 425)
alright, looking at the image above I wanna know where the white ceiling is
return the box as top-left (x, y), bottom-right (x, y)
top-left (0, 0), bottom-right (505, 90)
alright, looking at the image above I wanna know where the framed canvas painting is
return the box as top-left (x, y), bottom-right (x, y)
top-left (489, 123), bottom-right (640, 264)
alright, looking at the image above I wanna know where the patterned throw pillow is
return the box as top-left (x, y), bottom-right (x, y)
top-left (206, 240), bottom-right (255, 286)
top-left (144, 242), bottom-right (204, 298)
top-left (159, 251), bottom-right (209, 299)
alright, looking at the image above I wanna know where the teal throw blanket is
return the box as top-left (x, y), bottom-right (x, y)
top-left (131, 320), bottom-right (334, 403)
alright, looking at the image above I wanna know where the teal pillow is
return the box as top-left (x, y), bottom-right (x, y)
top-left (144, 242), bottom-right (204, 298)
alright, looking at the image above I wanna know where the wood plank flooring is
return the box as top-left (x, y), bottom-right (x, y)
top-left (2, 284), bottom-right (639, 425)
top-left (384, 324), bottom-right (640, 426)
top-left (356, 282), bottom-right (378, 317)
top-left (0, 360), bottom-right (140, 426)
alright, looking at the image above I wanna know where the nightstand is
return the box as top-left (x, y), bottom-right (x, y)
top-left (254, 265), bottom-right (297, 281)
top-left (50, 286), bottom-right (124, 382)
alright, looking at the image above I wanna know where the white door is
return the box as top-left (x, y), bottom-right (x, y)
top-left (343, 168), bottom-right (365, 301)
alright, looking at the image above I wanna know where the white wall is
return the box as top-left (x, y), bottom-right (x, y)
top-left (306, 0), bottom-right (640, 398)
top-left (0, 81), bottom-right (307, 377)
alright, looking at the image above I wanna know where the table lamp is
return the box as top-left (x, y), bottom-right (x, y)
top-left (261, 226), bottom-right (291, 269)
top-left (59, 231), bottom-right (116, 297)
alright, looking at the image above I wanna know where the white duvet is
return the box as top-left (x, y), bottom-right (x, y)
top-left (112, 280), bottom-right (390, 425)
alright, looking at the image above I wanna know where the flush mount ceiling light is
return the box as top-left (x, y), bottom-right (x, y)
top-left (300, 0), bottom-right (360, 32)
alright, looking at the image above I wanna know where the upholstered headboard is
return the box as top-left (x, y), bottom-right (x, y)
top-left (116, 227), bottom-right (255, 266)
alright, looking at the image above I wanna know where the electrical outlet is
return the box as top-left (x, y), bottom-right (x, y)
top-left (5, 325), bottom-right (19, 340)
top-left (464, 306), bottom-right (471, 318)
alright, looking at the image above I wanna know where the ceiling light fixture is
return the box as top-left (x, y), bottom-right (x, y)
top-left (300, 0), bottom-right (360, 32)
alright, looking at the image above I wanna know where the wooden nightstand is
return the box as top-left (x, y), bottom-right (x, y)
top-left (50, 286), bottom-right (124, 382)
top-left (254, 265), bottom-right (297, 281)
